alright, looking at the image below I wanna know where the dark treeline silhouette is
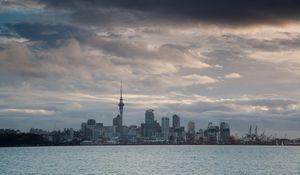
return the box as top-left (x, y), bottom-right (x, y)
top-left (0, 133), bottom-right (49, 147)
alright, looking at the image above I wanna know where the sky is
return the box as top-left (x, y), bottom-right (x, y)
top-left (1, 0), bottom-right (300, 138)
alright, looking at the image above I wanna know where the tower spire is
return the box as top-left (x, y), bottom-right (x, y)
top-left (118, 81), bottom-right (124, 126)
top-left (120, 81), bottom-right (123, 99)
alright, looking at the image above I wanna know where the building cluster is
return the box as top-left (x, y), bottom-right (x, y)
top-left (82, 116), bottom-right (231, 145)
top-left (29, 128), bottom-right (78, 144)
top-left (80, 113), bottom-right (232, 145)
top-left (2, 85), bottom-right (299, 146)
top-left (79, 86), bottom-right (232, 145)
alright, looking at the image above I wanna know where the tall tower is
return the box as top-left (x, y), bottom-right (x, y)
top-left (161, 117), bottom-right (170, 139)
top-left (118, 82), bottom-right (124, 126)
top-left (172, 114), bottom-right (180, 128)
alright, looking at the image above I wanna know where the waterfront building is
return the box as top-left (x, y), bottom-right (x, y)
top-left (95, 123), bottom-right (103, 128)
top-left (172, 114), bottom-right (180, 128)
top-left (113, 115), bottom-right (122, 127)
top-left (145, 109), bottom-right (154, 124)
top-left (144, 109), bottom-right (162, 137)
top-left (187, 121), bottom-right (196, 144)
top-left (127, 125), bottom-right (138, 143)
top-left (220, 122), bottom-right (230, 144)
top-left (103, 126), bottom-right (117, 139)
top-left (152, 120), bottom-right (162, 138)
top-left (144, 109), bottom-right (154, 137)
top-left (204, 122), bottom-right (219, 144)
top-left (87, 119), bottom-right (96, 126)
top-left (161, 117), bottom-right (170, 140)
top-left (195, 129), bottom-right (204, 144)
top-left (81, 119), bottom-right (103, 140)
top-left (188, 121), bottom-right (195, 135)
top-left (81, 122), bottom-right (87, 139)
top-left (87, 119), bottom-right (96, 140)
top-left (141, 123), bottom-right (146, 137)
top-left (69, 128), bottom-right (74, 140)
top-left (94, 123), bottom-right (103, 140)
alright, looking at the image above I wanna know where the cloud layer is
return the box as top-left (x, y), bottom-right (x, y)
top-left (35, 0), bottom-right (300, 26)
top-left (0, 1), bottom-right (300, 138)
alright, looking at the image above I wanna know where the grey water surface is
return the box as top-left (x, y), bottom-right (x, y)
top-left (0, 145), bottom-right (299, 175)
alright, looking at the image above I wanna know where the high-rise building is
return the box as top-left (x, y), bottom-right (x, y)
top-left (113, 115), bottom-right (122, 127)
top-left (95, 123), bottom-right (103, 128)
top-left (81, 122), bottom-right (87, 138)
top-left (82, 119), bottom-right (102, 140)
top-left (220, 122), bottom-right (230, 144)
top-left (188, 121), bottom-right (195, 135)
top-left (161, 117), bottom-right (170, 139)
top-left (87, 119), bottom-right (96, 126)
top-left (204, 122), bottom-right (219, 144)
top-left (172, 114), bottom-right (180, 128)
top-left (118, 82), bottom-right (124, 126)
top-left (145, 109), bottom-right (154, 124)
top-left (144, 109), bottom-right (161, 137)
top-left (69, 128), bottom-right (74, 140)
top-left (187, 121), bottom-right (196, 144)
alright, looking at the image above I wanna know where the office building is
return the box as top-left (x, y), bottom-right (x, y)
top-left (188, 121), bottom-right (195, 135)
top-left (204, 122), bottom-right (219, 144)
top-left (145, 109), bottom-right (154, 124)
top-left (172, 114), bottom-right (180, 128)
top-left (220, 122), bottom-right (230, 144)
top-left (161, 117), bottom-right (170, 140)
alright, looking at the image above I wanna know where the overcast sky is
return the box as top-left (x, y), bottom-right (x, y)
top-left (1, 0), bottom-right (300, 138)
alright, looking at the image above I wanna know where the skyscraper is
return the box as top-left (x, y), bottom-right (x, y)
top-left (188, 121), bottom-right (195, 135)
top-left (161, 117), bottom-right (170, 139)
top-left (187, 121), bottom-right (196, 144)
top-left (144, 109), bottom-right (157, 137)
top-left (145, 109), bottom-right (154, 124)
top-left (87, 119), bottom-right (96, 126)
top-left (220, 122), bottom-right (230, 144)
top-left (113, 115), bottom-right (122, 127)
top-left (172, 114), bottom-right (180, 128)
top-left (118, 82), bottom-right (124, 126)
top-left (205, 122), bottom-right (219, 144)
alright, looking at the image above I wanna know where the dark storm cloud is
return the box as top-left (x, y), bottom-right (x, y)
top-left (0, 23), bottom-right (90, 47)
top-left (38, 0), bottom-right (300, 26)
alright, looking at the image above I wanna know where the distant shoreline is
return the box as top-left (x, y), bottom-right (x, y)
top-left (1, 144), bottom-right (300, 148)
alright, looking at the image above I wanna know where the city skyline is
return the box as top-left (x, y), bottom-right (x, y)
top-left (0, 81), bottom-right (292, 140)
top-left (1, 1), bottom-right (300, 138)
top-left (1, 87), bottom-right (296, 146)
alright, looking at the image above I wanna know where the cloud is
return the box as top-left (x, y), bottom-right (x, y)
top-left (85, 36), bottom-right (211, 75)
top-left (0, 109), bottom-right (55, 116)
top-left (0, 23), bottom-right (90, 47)
top-left (224, 73), bottom-right (242, 79)
top-left (1, 1), bottom-right (300, 138)
top-left (0, 41), bottom-right (47, 78)
top-left (0, 38), bottom-right (131, 84)
top-left (162, 94), bottom-right (300, 115)
top-left (37, 0), bottom-right (300, 27)
top-left (0, 0), bottom-right (40, 8)
top-left (180, 74), bottom-right (218, 85)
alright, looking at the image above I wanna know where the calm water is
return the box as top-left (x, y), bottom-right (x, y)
top-left (0, 145), bottom-right (300, 175)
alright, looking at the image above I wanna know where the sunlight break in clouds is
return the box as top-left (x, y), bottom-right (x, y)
top-left (224, 73), bottom-right (242, 79)
top-left (0, 109), bottom-right (56, 116)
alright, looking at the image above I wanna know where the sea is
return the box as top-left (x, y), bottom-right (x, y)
top-left (0, 145), bottom-right (299, 175)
